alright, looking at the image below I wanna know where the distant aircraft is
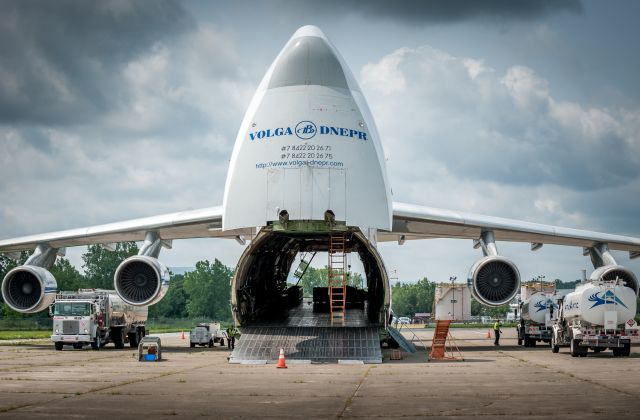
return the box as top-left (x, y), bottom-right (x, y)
top-left (1, 26), bottom-right (638, 357)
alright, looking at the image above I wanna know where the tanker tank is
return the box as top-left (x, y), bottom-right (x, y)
top-left (562, 282), bottom-right (636, 327)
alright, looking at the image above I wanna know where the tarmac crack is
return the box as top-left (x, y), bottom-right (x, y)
top-left (337, 365), bottom-right (373, 418)
top-left (0, 358), bottom-right (225, 415)
top-left (498, 350), bottom-right (637, 397)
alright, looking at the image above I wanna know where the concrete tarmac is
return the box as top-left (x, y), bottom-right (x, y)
top-left (0, 328), bottom-right (638, 419)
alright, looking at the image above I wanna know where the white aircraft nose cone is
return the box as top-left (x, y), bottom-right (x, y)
top-left (291, 25), bottom-right (327, 39)
top-left (269, 28), bottom-right (348, 90)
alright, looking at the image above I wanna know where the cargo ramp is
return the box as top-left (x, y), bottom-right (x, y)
top-left (229, 326), bottom-right (382, 363)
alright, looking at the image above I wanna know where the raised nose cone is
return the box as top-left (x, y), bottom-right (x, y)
top-left (268, 25), bottom-right (355, 91)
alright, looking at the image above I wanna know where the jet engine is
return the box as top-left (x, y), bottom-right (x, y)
top-left (468, 256), bottom-right (521, 307)
top-left (1, 266), bottom-right (57, 313)
top-left (590, 265), bottom-right (639, 296)
top-left (114, 255), bottom-right (169, 306)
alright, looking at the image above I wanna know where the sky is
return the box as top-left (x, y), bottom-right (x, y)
top-left (1, 0), bottom-right (639, 285)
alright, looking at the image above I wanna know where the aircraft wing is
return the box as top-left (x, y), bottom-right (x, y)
top-left (0, 206), bottom-right (253, 253)
top-left (380, 202), bottom-right (640, 256)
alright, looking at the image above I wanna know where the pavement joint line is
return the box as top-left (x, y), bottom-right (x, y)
top-left (497, 350), bottom-right (637, 398)
top-left (0, 353), bottom-right (124, 373)
top-left (338, 365), bottom-right (373, 418)
top-left (0, 358), bottom-right (224, 415)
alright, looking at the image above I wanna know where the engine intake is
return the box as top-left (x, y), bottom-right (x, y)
top-left (114, 256), bottom-right (169, 306)
top-left (468, 256), bottom-right (520, 306)
top-left (1, 266), bottom-right (57, 313)
top-left (590, 265), bottom-right (639, 296)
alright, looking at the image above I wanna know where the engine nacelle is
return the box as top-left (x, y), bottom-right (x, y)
top-left (590, 265), bottom-right (639, 296)
top-left (114, 255), bottom-right (170, 306)
top-left (468, 256), bottom-right (520, 306)
top-left (1, 266), bottom-right (58, 313)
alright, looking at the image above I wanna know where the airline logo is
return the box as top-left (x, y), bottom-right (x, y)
top-left (588, 290), bottom-right (628, 309)
top-left (295, 121), bottom-right (316, 139)
top-left (248, 120), bottom-right (368, 141)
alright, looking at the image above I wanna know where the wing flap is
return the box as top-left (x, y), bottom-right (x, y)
top-left (0, 206), bottom-right (251, 253)
top-left (386, 202), bottom-right (640, 253)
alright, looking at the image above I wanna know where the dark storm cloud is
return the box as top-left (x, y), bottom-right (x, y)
top-left (278, 0), bottom-right (582, 24)
top-left (0, 0), bottom-right (194, 125)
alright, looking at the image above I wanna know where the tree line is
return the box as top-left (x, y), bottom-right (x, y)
top-left (2, 246), bottom-right (637, 321)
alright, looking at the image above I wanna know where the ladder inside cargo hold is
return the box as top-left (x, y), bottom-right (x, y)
top-left (429, 320), bottom-right (463, 361)
top-left (328, 232), bottom-right (347, 325)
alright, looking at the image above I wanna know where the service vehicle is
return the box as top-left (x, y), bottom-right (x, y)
top-left (517, 292), bottom-right (558, 347)
top-left (51, 289), bottom-right (147, 350)
top-left (551, 279), bottom-right (638, 357)
top-left (189, 322), bottom-right (227, 348)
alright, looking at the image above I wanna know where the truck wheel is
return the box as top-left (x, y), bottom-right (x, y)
top-left (54, 342), bottom-right (63, 351)
top-left (517, 337), bottom-right (522, 346)
top-left (570, 339), bottom-right (580, 357)
top-left (190, 342), bottom-right (195, 348)
top-left (219, 338), bottom-right (225, 347)
top-left (622, 343), bottom-right (631, 357)
top-left (209, 340), bottom-right (213, 348)
top-left (530, 340), bottom-right (537, 348)
top-left (91, 334), bottom-right (101, 351)
top-left (128, 329), bottom-right (140, 348)
top-left (73, 343), bottom-right (83, 350)
top-left (523, 336), bottom-right (530, 347)
top-left (111, 328), bottom-right (125, 349)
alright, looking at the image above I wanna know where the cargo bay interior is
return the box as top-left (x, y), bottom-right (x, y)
top-left (229, 227), bottom-right (389, 362)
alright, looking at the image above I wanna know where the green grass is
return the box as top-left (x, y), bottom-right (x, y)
top-left (0, 331), bottom-right (51, 340)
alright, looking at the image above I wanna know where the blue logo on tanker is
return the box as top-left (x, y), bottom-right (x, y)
top-left (534, 299), bottom-right (558, 313)
top-left (248, 120), bottom-right (368, 141)
top-left (588, 290), bottom-right (628, 309)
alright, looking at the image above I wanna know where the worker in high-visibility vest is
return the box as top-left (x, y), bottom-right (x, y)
top-left (493, 320), bottom-right (503, 346)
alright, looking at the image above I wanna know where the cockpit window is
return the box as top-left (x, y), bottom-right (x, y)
top-left (269, 36), bottom-right (349, 90)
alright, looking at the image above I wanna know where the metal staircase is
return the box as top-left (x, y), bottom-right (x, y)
top-left (328, 232), bottom-right (347, 325)
top-left (293, 252), bottom-right (316, 284)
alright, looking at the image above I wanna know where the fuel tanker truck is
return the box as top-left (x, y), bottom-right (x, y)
top-left (50, 289), bottom-right (147, 351)
top-left (517, 291), bottom-right (559, 347)
top-left (551, 280), bottom-right (638, 357)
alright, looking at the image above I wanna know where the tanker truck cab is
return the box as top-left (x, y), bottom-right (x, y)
top-left (551, 279), bottom-right (636, 357)
top-left (51, 295), bottom-right (99, 350)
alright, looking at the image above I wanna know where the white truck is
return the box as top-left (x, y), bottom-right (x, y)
top-left (50, 289), bottom-right (148, 351)
top-left (551, 280), bottom-right (638, 357)
top-left (517, 291), bottom-right (559, 347)
top-left (189, 322), bottom-right (227, 348)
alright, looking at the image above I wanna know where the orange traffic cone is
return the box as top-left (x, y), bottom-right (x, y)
top-left (487, 329), bottom-right (492, 339)
top-left (181, 330), bottom-right (185, 340)
top-left (276, 348), bottom-right (287, 369)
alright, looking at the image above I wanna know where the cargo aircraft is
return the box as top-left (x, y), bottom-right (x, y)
top-left (2, 26), bottom-right (639, 361)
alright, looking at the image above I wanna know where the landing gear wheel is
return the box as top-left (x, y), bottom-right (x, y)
top-left (54, 342), bottom-right (63, 351)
